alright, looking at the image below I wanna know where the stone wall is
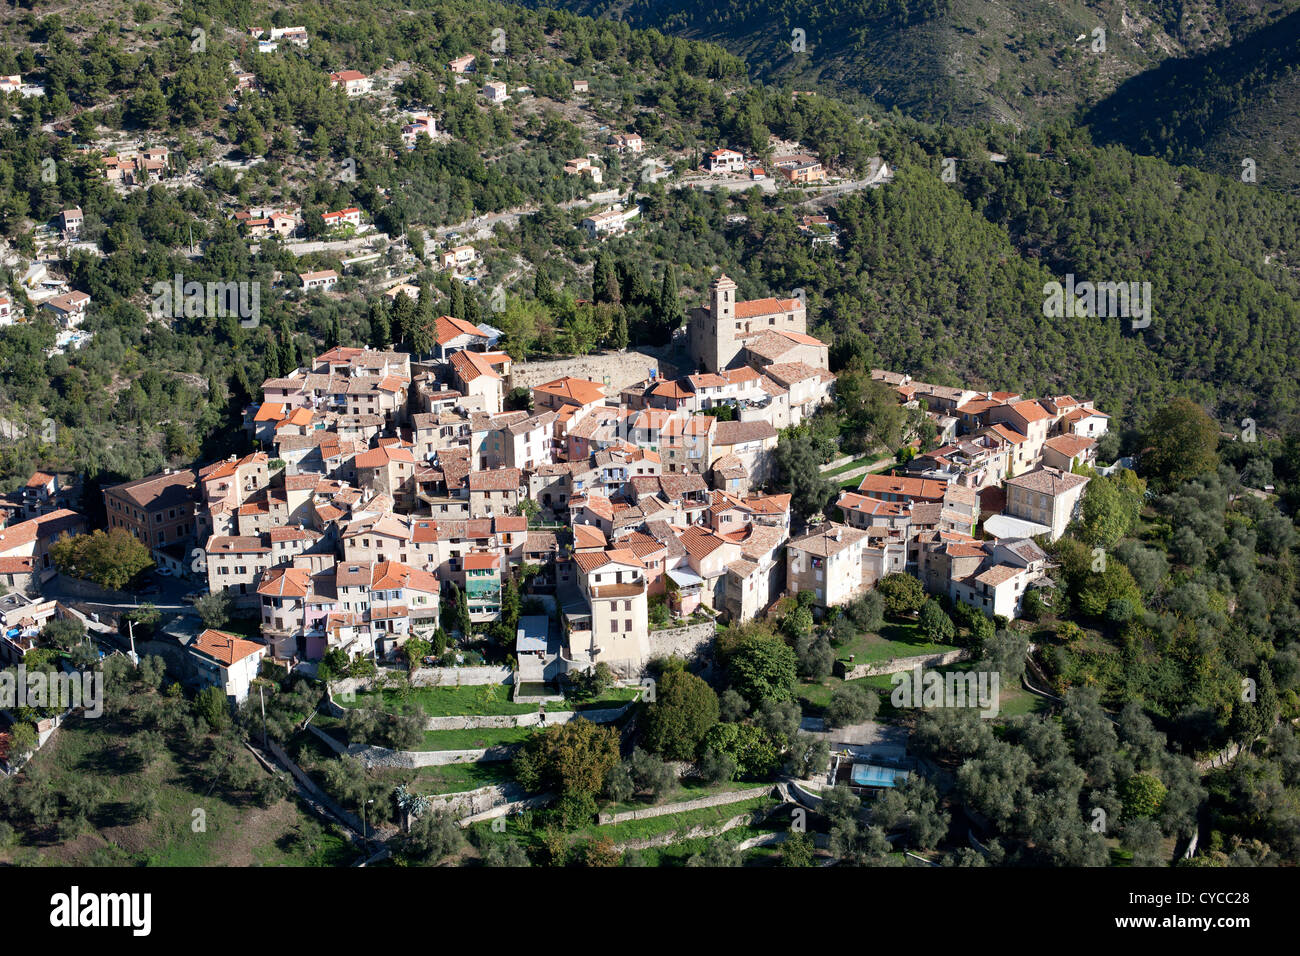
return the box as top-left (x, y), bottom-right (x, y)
top-left (647, 621), bottom-right (716, 667)
top-left (330, 665), bottom-right (511, 698)
top-left (417, 782), bottom-right (522, 819)
top-left (347, 742), bottom-right (518, 768)
top-left (324, 685), bottom-right (631, 728)
top-left (422, 706), bottom-right (629, 730)
top-left (612, 810), bottom-right (756, 853)
top-left (837, 648), bottom-right (970, 681)
top-left (49, 573), bottom-right (135, 604)
top-left (597, 784), bottom-right (771, 825)
top-left (505, 350), bottom-right (660, 394)
top-left (457, 792), bottom-right (555, 828)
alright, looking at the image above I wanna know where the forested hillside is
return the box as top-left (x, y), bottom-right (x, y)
top-left (1, 0), bottom-right (1298, 500)
top-left (1086, 7), bottom-right (1300, 194)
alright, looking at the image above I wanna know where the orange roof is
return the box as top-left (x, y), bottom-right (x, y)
top-left (679, 525), bottom-right (731, 561)
top-left (254, 402), bottom-right (286, 422)
top-left (462, 552), bottom-right (501, 571)
top-left (450, 348), bottom-right (501, 382)
top-left (988, 423), bottom-right (1028, 445)
top-left (1007, 400), bottom-right (1051, 424)
top-left (574, 524), bottom-right (608, 550)
top-left (435, 314), bottom-right (485, 346)
top-left (534, 377), bottom-right (606, 405)
top-left (735, 297), bottom-right (801, 319)
top-left (192, 629), bottom-right (265, 666)
top-left (257, 567), bottom-right (311, 597)
top-left (355, 445), bottom-right (415, 469)
top-left (856, 474), bottom-right (948, 501)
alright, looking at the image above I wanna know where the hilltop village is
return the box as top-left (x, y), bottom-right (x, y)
top-left (3, 270), bottom-right (1107, 702)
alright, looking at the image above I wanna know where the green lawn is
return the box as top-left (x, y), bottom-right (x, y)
top-left (340, 683), bottom-right (535, 717)
top-left (833, 617), bottom-right (951, 666)
top-left (469, 795), bottom-right (776, 855)
top-left (570, 686), bottom-right (641, 711)
top-left (633, 824), bottom-right (781, 866)
top-left (597, 776), bottom-right (756, 817)
top-left (401, 761), bottom-right (515, 794)
top-left (577, 795), bottom-right (774, 845)
top-left (417, 726), bottom-right (535, 751)
top-left (823, 451), bottom-right (888, 478)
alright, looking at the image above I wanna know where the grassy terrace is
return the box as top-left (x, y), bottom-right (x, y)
top-left (291, 730), bottom-right (517, 810)
top-left (822, 451), bottom-right (889, 478)
top-left (579, 795), bottom-right (773, 844)
top-left (418, 726), bottom-right (536, 751)
top-left (338, 684), bottom-right (535, 717)
top-left (832, 617), bottom-right (950, 666)
top-left (337, 683), bottom-right (640, 717)
top-left (571, 686), bottom-right (641, 710)
top-left (401, 762), bottom-right (515, 794)
top-left (469, 795), bottom-right (777, 855)
top-left (798, 662), bottom-right (1044, 721)
top-left (597, 776), bottom-right (763, 817)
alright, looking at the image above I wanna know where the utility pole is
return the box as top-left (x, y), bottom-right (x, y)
top-left (127, 618), bottom-right (138, 666)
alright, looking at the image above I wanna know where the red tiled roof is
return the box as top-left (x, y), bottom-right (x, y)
top-left (192, 629), bottom-right (265, 666)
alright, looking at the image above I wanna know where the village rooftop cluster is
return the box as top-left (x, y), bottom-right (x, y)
top-left (2, 268), bottom-right (1108, 709)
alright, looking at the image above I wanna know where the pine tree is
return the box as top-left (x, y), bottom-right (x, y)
top-left (206, 373), bottom-right (224, 412)
top-left (658, 263), bottom-right (683, 335)
top-left (265, 337), bottom-right (281, 378)
top-left (369, 299), bottom-right (390, 348)
top-left (620, 259), bottom-right (651, 305)
top-left (450, 281), bottom-right (465, 319)
top-left (534, 269), bottom-right (556, 306)
top-left (593, 252), bottom-right (620, 307)
top-left (612, 313), bottom-right (629, 350)
top-left (391, 291), bottom-right (416, 349)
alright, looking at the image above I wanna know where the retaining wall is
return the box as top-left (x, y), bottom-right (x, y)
top-left (837, 648), bottom-right (970, 681)
top-left (505, 350), bottom-right (660, 394)
top-left (597, 784), bottom-right (772, 825)
top-left (647, 621), bottom-right (716, 664)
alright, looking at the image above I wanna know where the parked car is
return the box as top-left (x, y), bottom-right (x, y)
top-left (182, 591), bottom-right (204, 605)
top-left (138, 584), bottom-right (161, 596)
top-left (155, 567), bottom-right (174, 577)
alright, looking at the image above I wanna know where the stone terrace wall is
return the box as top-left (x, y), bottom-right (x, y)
top-left (648, 621), bottom-right (716, 665)
top-left (331, 665), bottom-right (511, 698)
top-left (347, 743), bottom-right (518, 768)
top-left (506, 350), bottom-right (660, 394)
top-left (837, 648), bottom-right (970, 681)
top-left (597, 784), bottom-right (771, 825)
top-left (422, 706), bottom-right (629, 730)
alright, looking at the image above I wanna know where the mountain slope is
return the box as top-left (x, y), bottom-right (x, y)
top-left (1085, 7), bottom-right (1300, 194)
top-left (520, 0), bottom-right (1294, 123)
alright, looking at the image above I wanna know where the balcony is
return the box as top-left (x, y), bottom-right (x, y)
top-left (590, 581), bottom-right (645, 599)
